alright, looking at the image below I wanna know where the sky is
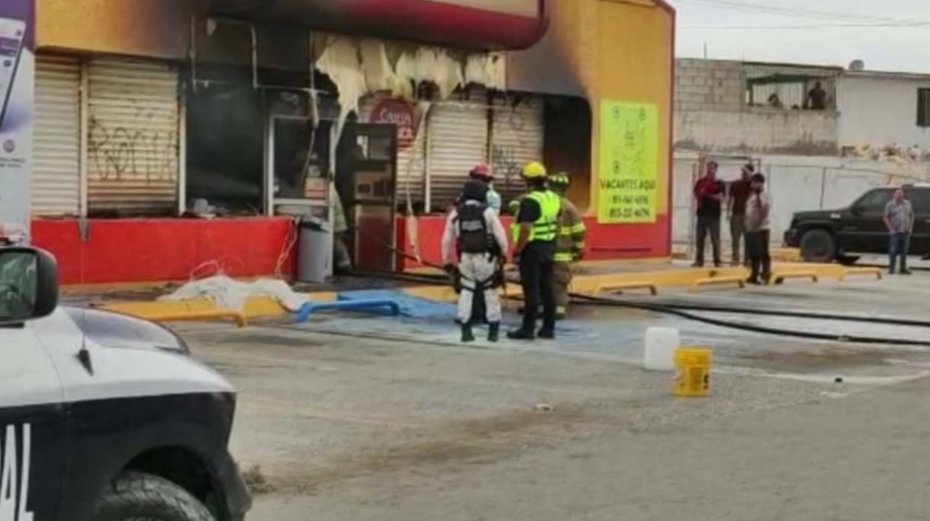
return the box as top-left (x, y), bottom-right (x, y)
top-left (670, 0), bottom-right (930, 73)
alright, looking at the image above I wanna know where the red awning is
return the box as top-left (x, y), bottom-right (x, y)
top-left (208, 0), bottom-right (548, 51)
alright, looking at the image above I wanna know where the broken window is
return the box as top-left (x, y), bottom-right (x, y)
top-left (917, 88), bottom-right (930, 127)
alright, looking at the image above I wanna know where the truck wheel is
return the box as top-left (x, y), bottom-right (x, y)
top-left (92, 471), bottom-right (215, 521)
top-left (799, 229), bottom-right (836, 263)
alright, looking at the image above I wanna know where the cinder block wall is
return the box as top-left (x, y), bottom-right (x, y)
top-left (675, 58), bottom-right (744, 113)
top-left (675, 58), bottom-right (838, 156)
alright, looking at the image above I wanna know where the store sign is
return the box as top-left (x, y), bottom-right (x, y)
top-left (371, 98), bottom-right (418, 150)
top-left (597, 100), bottom-right (659, 224)
top-left (0, 0), bottom-right (33, 236)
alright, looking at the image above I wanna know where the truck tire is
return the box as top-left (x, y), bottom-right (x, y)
top-left (799, 229), bottom-right (836, 263)
top-left (92, 471), bottom-right (215, 521)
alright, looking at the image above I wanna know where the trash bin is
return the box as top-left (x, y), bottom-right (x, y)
top-left (297, 217), bottom-right (331, 283)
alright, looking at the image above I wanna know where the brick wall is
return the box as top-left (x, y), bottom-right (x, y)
top-left (675, 109), bottom-right (838, 155)
top-left (675, 59), bottom-right (839, 155)
top-left (675, 58), bottom-right (744, 112)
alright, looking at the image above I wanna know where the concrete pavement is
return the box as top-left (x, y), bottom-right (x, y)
top-left (172, 267), bottom-right (930, 520)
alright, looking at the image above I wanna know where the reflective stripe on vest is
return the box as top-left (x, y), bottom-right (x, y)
top-left (526, 191), bottom-right (561, 242)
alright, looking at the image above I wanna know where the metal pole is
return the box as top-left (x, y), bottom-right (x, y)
top-left (79, 60), bottom-right (89, 218)
top-left (819, 167), bottom-right (827, 209)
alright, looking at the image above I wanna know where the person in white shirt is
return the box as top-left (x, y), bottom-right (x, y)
top-left (744, 173), bottom-right (772, 284)
top-left (441, 181), bottom-right (509, 343)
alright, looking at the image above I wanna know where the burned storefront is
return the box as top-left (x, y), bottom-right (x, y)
top-left (29, 0), bottom-right (674, 284)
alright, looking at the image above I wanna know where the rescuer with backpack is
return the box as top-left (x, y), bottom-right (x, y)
top-left (441, 180), bottom-right (510, 343)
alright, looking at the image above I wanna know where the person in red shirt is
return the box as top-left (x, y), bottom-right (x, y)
top-left (727, 163), bottom-right (754, 266)
top-left (692, 161), bottom-right (726, 268)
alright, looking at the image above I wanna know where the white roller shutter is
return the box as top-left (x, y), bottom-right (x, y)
top-left (427, 90), bottom-right (489, 212)
top-left (87, 58), bottom-right (180, 215)
top-left (490, 94), bottom-right (544, 203)
top-left (358, 95), bottom-right (426, 206)
top-left (32, 55), bottom-right (81, 217)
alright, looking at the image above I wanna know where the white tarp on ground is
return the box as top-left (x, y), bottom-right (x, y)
top-left (160, 276), bottom-right (307, 312)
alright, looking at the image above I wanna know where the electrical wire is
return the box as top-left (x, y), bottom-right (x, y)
top-left (682, 22), bottom-right (930, 30)
top-left (675, 0), bottom-right (930, 25)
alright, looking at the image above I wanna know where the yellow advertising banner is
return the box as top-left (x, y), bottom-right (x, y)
top-left (597, 100), bottom-right (659, 224)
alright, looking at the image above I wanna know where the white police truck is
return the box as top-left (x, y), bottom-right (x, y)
top-left (0, 246), bottom-right (250, 521)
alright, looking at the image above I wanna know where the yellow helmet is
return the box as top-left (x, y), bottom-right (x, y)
top-left (522, 161), bottom-right (548, 179)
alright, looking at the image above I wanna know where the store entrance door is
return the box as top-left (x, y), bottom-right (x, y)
top-left (336, 123), bottom-right (398, 272)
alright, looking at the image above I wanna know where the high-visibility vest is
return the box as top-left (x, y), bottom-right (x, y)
top-left (525, 191), bottom-right (561, 242)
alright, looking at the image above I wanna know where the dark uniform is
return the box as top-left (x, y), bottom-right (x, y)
top-left (511, 189), bottom-right (561, 339)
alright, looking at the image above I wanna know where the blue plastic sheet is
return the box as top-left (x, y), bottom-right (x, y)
top-left (337, 290), bottom-right (457, 319)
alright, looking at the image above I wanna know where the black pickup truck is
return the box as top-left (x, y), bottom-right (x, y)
top-left (784, 185), bottom-right (930, 264)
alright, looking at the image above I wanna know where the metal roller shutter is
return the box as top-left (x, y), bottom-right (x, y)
top-left (87, 58), bottom-right (180, 215)
top-left (358, 95), bottom-right (426, 206)
top-left (490, 94), bottom-right (544, 204)
top-left (32, 55), bottom-right (81, 217)
top-left (427, 90), bottom-right (489, 212)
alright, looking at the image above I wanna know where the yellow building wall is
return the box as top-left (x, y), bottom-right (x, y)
top-left (37, 0), bottom-right (192, 59)
top-left (543, 0), bottom-right (673, 217)
top-left (592, 0), bottom-right (673, 218)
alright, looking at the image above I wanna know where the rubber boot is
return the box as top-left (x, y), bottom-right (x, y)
top-left (488, 323), bottom-right (500, 343)
top-left (507, 329), bottom-right (535, 341)
top-left (461, 324), bottom-right (476, 343)
top-left (537, 328), bottom-right (555, 340)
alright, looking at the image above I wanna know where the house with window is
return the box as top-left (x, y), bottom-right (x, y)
top-left (836, 69), bottom-right (930, 160)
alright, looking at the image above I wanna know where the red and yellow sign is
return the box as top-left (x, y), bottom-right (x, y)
top-left (370, 98), bottom-right (418, 150)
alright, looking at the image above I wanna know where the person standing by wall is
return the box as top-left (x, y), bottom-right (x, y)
top-left (744, 173), bottom-right (772, 285)
top-left (727, 163), bottom-right (754, 266)
top-left (509, 162), bottom-right (561, 341)
top-left (883, 188), bottom-right (914, 275)
top-left (441, 181), bottom-right (509, 342)
top-left (548, 172), bottom-right (587, 319)
top-left (692, 161), bottom-right (726, 268)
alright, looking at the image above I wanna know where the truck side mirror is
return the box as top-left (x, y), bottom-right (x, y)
top-left (0, 247), bottom-right (59, 324)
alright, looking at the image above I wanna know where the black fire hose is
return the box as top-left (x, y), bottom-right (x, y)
top-left (342, 225), bottom-right (930, 346)
top-left (595, 299), bottom-right (930, 329)
top-left (569, 293), bottom-right (930, 348)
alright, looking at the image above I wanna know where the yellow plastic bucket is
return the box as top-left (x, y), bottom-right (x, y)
top-left (675, 347), bottom-right (712, 398)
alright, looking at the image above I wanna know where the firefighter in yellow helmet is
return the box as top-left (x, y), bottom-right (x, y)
top-left (548, 172), bottom-right (587, 319)
top-left (508, 161), bottom-right (562, 341)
